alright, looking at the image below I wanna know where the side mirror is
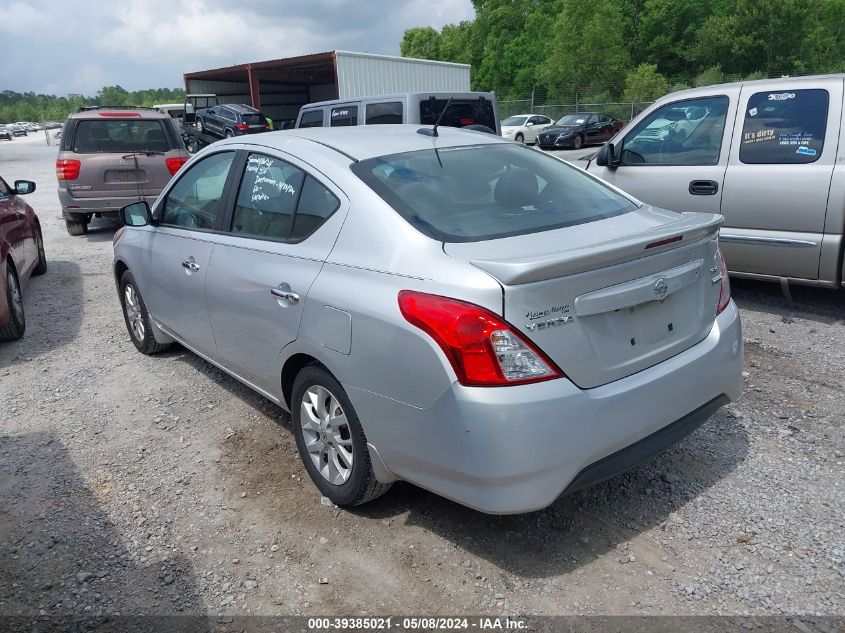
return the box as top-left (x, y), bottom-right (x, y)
top-left (14, 180), bottom-right (35, 195)
top-left (526, 121), bottom-right (534, 127)
top-left (596, 143), bottom-right (620, 168)
top-left (120, 201), bottom-right (152, 227)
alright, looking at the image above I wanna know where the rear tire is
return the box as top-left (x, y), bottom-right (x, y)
top-left (119, 271), bottom-right (170, 355)
top-left (225, 129), bottom-right (234, 138)
top-left (292, 364), bottom-right (391, 507)
top-left (32, 230), bottom-right (47, 276)
top-left (65, 219), bottom-right (88, 236)
top-left (0, 266), bottom-right (25, 342)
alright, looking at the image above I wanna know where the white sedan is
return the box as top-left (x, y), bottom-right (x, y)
top-left (500, 113), bottom-right (553, 144)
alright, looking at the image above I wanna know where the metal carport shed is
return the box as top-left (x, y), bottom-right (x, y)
top-left (183, 50), bottom-right (471, 127)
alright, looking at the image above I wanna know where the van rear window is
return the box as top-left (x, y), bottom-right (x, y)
top-left (73, 120), bottom-right (171, 154)
top-left (419, 98), bottom-right (496, 132)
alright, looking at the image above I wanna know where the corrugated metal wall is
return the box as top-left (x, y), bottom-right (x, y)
top-left (184, 79), bottom-right (250, 105)
top-left (335, 52), bottom-right (470, 99)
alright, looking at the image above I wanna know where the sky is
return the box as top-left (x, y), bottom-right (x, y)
top-left (0, 0), bottom-right (475, 96)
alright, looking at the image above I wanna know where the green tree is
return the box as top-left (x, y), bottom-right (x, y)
top-left (399, 27), bottom-right (441, 60)
top-left (622, 63), bottom-right (669, 103)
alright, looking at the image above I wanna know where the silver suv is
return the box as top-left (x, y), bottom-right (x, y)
top-left (56, 107), bottom-right (189, 236)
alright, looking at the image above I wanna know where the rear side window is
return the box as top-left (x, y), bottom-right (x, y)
top-left (739, 89), bottom-right (828, 164)
top-left (352, 143), bottom-right (635, 242)
top-left (299, 110), bottom-right (323, 128)
top-left (366, 102), bottom-right (403, 125)
top-left (419, 98), bottom-right (496, 131)
top-left (230, 153), bottom-right (340, 242)
top-left (330, 106), bottom-right (358, 127)
top-left (162, 152), bottom-right (235, 230)
top-left (73, 119), bottom-right (172, 154)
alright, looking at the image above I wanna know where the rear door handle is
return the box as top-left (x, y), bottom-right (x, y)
top-left (181, 257), bottom-right (200, 272)
top-left (271, 283), bottom-right (300, 304)
top-left (689, 180), bottom-right (719, 195)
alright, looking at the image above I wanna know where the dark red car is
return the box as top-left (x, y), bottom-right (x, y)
top-left (0, 176), bottom-right (46, 341)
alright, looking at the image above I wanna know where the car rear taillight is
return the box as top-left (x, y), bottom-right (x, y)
top-left (398, 290), bottom-right (563, 387)
top-left (717, 251), bottom-right (731, 314)
top-left (235, 123), bottom-right (249, 131)
top-left (56, 159), bottom-right (80, 180)
top-left (165, 156), bottom-right (188, 176)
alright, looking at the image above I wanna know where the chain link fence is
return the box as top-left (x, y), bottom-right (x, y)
top-left (498, 100), bottom-right (654, 124)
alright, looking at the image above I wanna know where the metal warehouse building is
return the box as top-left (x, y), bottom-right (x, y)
top-left (183, 50), bottom-right (471, 126)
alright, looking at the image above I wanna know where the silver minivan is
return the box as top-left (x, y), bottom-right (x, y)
top-left (587, 73), bottom-right (845, 288)
top-left (295, 91), bottom-right (501, 135)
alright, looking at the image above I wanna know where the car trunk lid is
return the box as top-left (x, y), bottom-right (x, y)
top-left (444, 207), bottom-right (724, 388)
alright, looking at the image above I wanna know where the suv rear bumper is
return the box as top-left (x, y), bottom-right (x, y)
top-left (59, 190), bottom-right (160, 219)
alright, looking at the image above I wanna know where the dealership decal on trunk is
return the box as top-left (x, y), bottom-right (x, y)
top-left (524, 305), bottom-right (573, 330)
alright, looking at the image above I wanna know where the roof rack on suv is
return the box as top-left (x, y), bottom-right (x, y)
top-left (76, 105), bottom-right (153, 112)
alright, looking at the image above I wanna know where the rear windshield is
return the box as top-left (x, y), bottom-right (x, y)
top-left (351, 143), bottom-right (636, 242)
top-left (73, 119), bottom-right (172, 153)
top-left (420, 98), bottom-right (496, 132)
top-left (242, 113), bottom-right (263, 125)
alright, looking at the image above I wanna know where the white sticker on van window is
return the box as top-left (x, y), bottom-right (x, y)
top-left (768, 92), bottom-right (795, 101)
top-left (748, 107), bottom-right (758, 117)
top-left (332, 110), bottom-right (350, 118)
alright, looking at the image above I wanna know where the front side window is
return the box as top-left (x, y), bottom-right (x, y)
top-left (739, 89), bottom-right (828, 164)
top-left (366, 102), bottom-right (403, 125)
top-left (621, 96), bottom-right (728, 166)
top-left (162, 152), bottom-right (235, 230)
top-left (352, 143), bottom-right (635, 242)
top-left (0, 177), bottom-right (11, 197)
top-left (330, 106), bottom-right (358, 127)
top-left (299, 110), bottom-right (323, 128)
top-left (73, 119), bottom-right (172, 154)
top-left (231, 153), bottom-right (340, 242)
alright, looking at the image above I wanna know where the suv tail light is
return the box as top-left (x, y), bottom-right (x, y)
top-left (235, 123), bottom-right (249, 131)
top-left (717, 251), bottom-right (731, 314)
top-left (398, 290), bottom-right (563, 387)
top-left (165, 156), bottom-right (188, 176)
top-left (56, 159), bottom-right (80, 180)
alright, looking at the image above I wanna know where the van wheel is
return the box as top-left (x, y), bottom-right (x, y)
top-left (119, 271), bottom-right (170, 355)
top-left (65, 219), bottom-right (88, 236)
top-left (0, 266), bottom-right (25, 342)
top-left (32, 230), bottom-right (47, 275)
top-left (292, 364), bottom-right (392, 507)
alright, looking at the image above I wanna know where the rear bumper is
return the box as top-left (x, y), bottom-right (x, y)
top-left (58, 189), bottom-right (160, 218)
top-left (347, 302), bottom-right (743, 514)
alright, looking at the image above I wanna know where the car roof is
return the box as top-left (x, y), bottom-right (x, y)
top-left (224, 124), bottom-right (508, 162)
top-left (69, 108), bottom-right (170, 120)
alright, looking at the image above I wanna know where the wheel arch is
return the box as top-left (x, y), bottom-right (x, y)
top-left (281, 352), bottom-right (326, 411)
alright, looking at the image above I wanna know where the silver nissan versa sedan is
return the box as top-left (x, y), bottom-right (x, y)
top-left (112, 125), bottom-right (742, 514)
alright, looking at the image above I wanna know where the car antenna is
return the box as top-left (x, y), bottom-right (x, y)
top-left (417, 97), bottom-right (454, 137)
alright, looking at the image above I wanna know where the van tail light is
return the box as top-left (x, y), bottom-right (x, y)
top-left (165, 156), bottom-right (188, 176)
top-left (717, 251), bottom-right (731, 314)
top-left (398, 290), bottom-right (563, 387)
top-left (56, 159), bottom-right (80, 180)
top-left (235, 123), bottom-right (249, 131)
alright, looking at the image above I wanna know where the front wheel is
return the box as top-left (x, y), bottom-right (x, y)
top-left (119, 271), bottom-right (170, 355)
top-left (573, 134), bottom-right (584, 150)
top-left (0, 267), bottom-right (25, 342)
top-left (196, 118), bottom-right (205, 133)
top-left (225, 129), bottom-right (234, 138)
top-left (292, 364), bottom-right (391, 507)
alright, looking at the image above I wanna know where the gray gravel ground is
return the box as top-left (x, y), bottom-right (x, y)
top-left (0, 134), bottom-right (843, 619)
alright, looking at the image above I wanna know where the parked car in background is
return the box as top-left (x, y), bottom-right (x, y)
top-left (113, 125), bottom-right (741, 514)
top-left (588, 74), bottom-right (845, 288)
top-left (0, 175), bottom-right (46, 342)
top-left (500, 114), bottom-right (553, 144)
top-left (56, 106), bottom-right (190, 236)
top-left (295, 92), bottom-right (501, 135)
top-left (537, 112), bottom-right (624, 150)
top-left (196, 104), bottom-right (267, 139)
top-left (11, 125), bottom-right (27, 137)
top-left (0, 126), bottom-right (12, 141)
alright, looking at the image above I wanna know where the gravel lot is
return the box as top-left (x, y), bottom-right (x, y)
top-left (0, 133), bottom-right (843, 620)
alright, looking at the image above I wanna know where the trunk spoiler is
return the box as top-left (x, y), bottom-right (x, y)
top-left (469, 213), bottom-right (723, 285)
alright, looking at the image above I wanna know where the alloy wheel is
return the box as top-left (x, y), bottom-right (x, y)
top-left (8, 271), bottom-right (23, 324)
top-left (300, 384), bottom-right (354, 485)
top-left (124, 284), bottom-right (145, 341)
